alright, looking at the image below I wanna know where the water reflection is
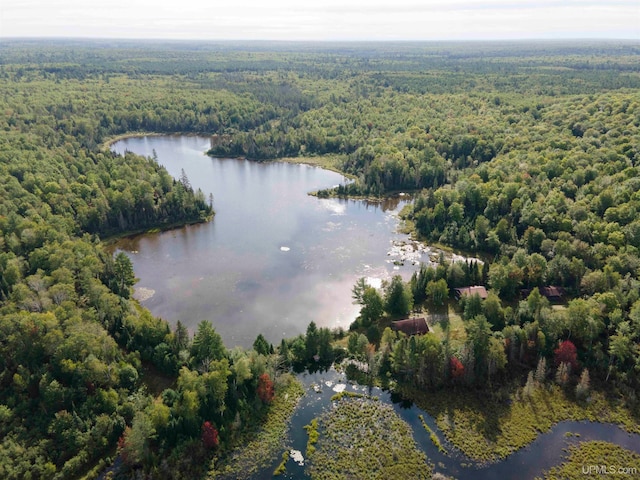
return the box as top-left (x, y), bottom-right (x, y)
top-left (110, 136), bottom-right (424, 348)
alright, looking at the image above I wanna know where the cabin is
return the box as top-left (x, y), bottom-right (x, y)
top-left (521, 286), bottom-right (566, 301)
top-left (540, 286), bottom-right (565, 301)
top-left (454, 286), bottom-right (488, 300)
top-left (391, 317), bottom-right (429, 336)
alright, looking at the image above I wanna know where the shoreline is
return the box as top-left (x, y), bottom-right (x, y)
top-left (271, 155), bottom-right (355, 180)
top-left (310, 188), bottom-right (419, 202)
top-left (397, 206), bottom-right (494, 264)
top-left (100, 215), bottom-right (213, 248)
top-left (104, 132), bottom-right (354, 179)
top-left (99, 131), bottom-right (166, 151)
top-left (99, 131), bottom-right (212, 152)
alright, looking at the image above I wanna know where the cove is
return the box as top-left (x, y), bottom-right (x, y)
top-left (110, 135), bottom-right (427, 348)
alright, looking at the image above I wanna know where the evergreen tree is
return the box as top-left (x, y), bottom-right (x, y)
top-left (113, 252), bottom-right (136, 297)
top-left (305, 322), bottom-right (320, 362)
top-left (384, 275), bottom-right (414, 316)
top-left (173, 320), bottom-right (191, 353)
top-left (253, 334), bottom-right (271, 356)
top-left (351, 277), bottom-right (368, 304)
top-left (279, 338), bottom-right (290, 365)
top-left (190, 321), bottom-right (226, 370)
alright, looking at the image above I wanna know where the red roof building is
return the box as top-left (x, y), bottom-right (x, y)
top-left (391, 317), bottom-right (429, 336)
top-left (521, 286), bottom-right (566, 301)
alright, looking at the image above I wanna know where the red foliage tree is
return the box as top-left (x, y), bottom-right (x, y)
top-left (450, 356), bottom-right (465, 380)
top-left (117, 427), bottom-right (131, 465)
top-left (257, 372), bottom-right (275, 404)
top-left (201, 421), bottom-right (219, 449)
top-left (554, 340), bottom-right (579, 370)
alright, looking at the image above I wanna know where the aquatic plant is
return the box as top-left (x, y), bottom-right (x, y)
top-left (272, 450), bottom-right (289, 476)
top-left (401, 383), bottom-right (640, 463)
top-left (539, 441), bottom-right (640, 480)
top-left (306, 397), bottom-right (432, 479)
top-left (418, 414), bottom-right (447, 454)
top-left (330, 390), bottom-right (367, 402)
top-left (304, 418), bottom-right (319, 456)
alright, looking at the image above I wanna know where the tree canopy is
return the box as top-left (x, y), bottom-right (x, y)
top-left (1, 38), bottom-right (639, 478)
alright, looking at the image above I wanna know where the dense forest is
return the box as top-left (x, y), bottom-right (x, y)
top-left (0, 39), bottom-right (639, 479)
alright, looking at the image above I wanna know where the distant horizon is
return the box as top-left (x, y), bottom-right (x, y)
top-left (2, 1), bottom-right (638, 42)
top-left (2, 36), bottom-right (639, 44)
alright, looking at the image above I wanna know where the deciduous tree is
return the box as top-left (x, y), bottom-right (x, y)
top-left (554, 340), bottom-right (579, 371)
top-left (201, 421), bottom-right (219, 449)
top-left (257, 373), bottom-right (274, 404)
top-left (426, 278), bottom-right (448, 306)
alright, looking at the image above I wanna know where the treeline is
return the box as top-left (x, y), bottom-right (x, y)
top-left (216, 90), bottom-right (638, 198)
top-left (408, 93), bottom-right (639, 254)
top-left (2, 39), bottom-right (638, 79)
top-left (1, 148), bottom-right (210, 240)
top-left (399, 95), bottom-right (640, 365)
top-left (115, 322), bottom-right (291, 478)
top-left (208, 89), bottom-right (638, 201)
top-left (0, 71), bottom-right (277, 150)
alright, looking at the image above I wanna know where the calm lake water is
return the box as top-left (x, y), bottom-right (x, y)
top-left (111, 135), bottom-right (428, 347)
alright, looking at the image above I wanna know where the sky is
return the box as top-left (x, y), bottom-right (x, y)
top-left (1, 0), bottom-right (638, 41)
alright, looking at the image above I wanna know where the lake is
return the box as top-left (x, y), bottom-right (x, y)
top-left (111, 135), bottom-right (431, 348)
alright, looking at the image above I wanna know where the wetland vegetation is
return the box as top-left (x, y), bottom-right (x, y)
top-left (211, 373), bottom-right (304, 479)
top-left (538, 441), bottom-right (640, 480)
top-left (401, 381), bottom-right (640, 463)
top-left (305, 397), bottom-right (432, 480)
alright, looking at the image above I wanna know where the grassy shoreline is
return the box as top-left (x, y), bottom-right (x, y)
top-left (209, 374), bottom-right (305, 479)
top-left (275, 154), bottom-right (354, 179)
top-left (399, 382), bottom-right (640, 464)
top-left (537, 441), bottom-right (640, 480)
